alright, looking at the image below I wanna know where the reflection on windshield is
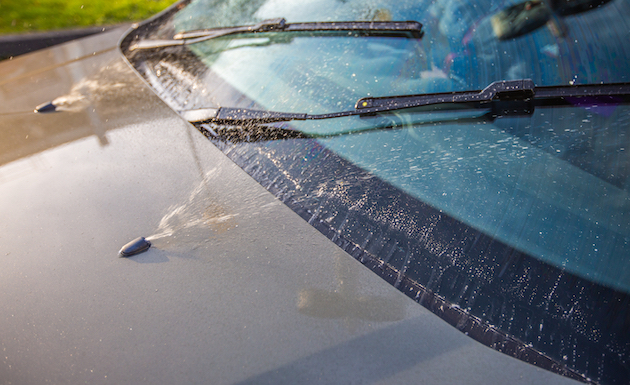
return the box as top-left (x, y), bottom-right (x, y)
top-left (490, 0), bottom-right (614, 40)
top-left (193, 33), bottom-right (432, 114)
top-left (175, 0), bottom-right (630, 90)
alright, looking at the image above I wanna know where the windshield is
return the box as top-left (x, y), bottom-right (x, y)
top-left (170, 0), bottom-right (629, 108)
top-left (122, 0), bottom-right (630, 384)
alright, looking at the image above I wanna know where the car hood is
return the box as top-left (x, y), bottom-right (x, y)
top-left (0, 27), bottom-right (579, 384)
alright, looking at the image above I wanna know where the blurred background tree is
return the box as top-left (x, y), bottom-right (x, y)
top-left (0, 0), bottom-right (178, 34)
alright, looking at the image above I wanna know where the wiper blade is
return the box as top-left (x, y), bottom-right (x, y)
top-left (175, 19), bottom-right (424, 40)
top-left (197, 113), bottom-right (493, 143)
top-left (130, 18), bottom-right (423, 51)
top-left (181, 79), bottom-right (630, 124)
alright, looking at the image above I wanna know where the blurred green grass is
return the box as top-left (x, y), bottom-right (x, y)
top-left (0, 0), bottom-right (178, 34)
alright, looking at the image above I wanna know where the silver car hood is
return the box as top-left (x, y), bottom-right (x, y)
top-left (0, 28), bottom-right (579, 384)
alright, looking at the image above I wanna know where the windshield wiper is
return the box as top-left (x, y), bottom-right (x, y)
top-left (130, 18), bottom-right (423, 51)
top-left (180, 79), bottom-right (630, 124)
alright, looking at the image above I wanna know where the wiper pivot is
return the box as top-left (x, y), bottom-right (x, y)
top-left (130, 18), bottom-right (423, 50)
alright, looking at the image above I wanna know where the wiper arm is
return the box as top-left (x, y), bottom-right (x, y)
top-left (130, 18), bottom-right (423, 51)
top-left (181, 79), bottom-right (630, 124)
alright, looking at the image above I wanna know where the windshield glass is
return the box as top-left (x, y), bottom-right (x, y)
top-left (172, 0), bottom-right (629, 108)
top-left (123, 0), bottom-right (630, 383)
